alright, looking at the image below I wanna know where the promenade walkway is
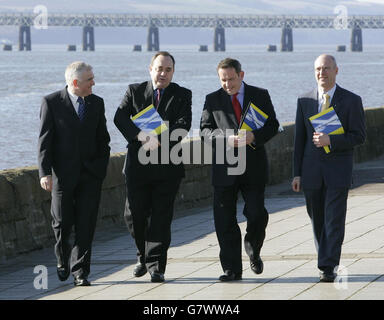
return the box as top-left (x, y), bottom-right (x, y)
top-left (0, 156), bottom-right (383, 301)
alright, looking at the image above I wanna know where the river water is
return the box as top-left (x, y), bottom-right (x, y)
top-left (0, 44), bottom-right (383, 170)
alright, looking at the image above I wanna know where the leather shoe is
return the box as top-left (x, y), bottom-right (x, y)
top-left (150, 271), bottom-right (165, 283)
top-left (250, 256), bottom-right (264, 274)
top-left (133, 263), bottom-right (147, 277)
top-left (219, 270), bottom-right (242, 282)
top-left (319, 271), bottom-right (336, 283)
top-left (74, 276), bottom-right (91, 286)
top-left (57, 265), bottom-right (70, 281)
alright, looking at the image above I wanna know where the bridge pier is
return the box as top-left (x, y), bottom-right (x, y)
top-left (19, 25), bottom-right (31, 51)
top-left (351, 26), bottom-right (363, 52)
top-left (147, 26), bottom-right (159, 51)
top-left (82, 26), bottom-right (95, 51)
top-left (214, 27), bottom-right (225, 51)
top-left (281, 26), bottom-right (293, 52)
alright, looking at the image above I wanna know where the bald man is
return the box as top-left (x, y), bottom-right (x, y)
top-left (292, 54), bottom-right (366, 282)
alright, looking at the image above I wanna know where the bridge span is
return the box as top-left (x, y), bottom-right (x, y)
top-left (1, 13), bottom-right (383, 51)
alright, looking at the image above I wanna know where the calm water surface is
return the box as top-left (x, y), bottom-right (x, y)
top-left (0, 44), bottom-right (383, 170)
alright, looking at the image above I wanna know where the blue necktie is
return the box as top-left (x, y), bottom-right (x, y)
top-left (77, 96), bottom-right (86, 121)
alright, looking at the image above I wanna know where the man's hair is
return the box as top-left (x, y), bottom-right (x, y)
top-left (150, 51), bottom-right (175, 67)
top-left (65, 61), bottom-right (93, 88)
top-left (217, 58), bottom-right (242, 74)
top-left (315, 54), bottom-right (338, 68)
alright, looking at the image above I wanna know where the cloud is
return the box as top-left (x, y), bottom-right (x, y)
top-left (0, 0), bottom-right (384, 14)
top-left (355, 0), bottom-right (384, 4)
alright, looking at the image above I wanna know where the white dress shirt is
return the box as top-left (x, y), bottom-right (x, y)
top-left (67, 88), bottom-right (83, 114)
top-left (318, 84), bottom-right (336, 113)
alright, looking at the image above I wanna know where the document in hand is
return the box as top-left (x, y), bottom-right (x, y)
top-left (240, 102), bottom-right (268, 131)
top-left (131, 104), bottom-right (168, 135)
top-left (239, 102), bottom-right (269, 149)
top-left (309, 107), bottom-right (345, 154)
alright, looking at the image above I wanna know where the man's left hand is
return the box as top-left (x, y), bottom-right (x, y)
top-left (228, 131), bottom-right (255, 148)
top-left (313, 132), bottom-right (330, 148)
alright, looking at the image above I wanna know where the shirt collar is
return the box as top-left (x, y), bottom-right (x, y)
top-left (238, 82), bottom-right (245, 96)
top-left (67, 87), bottom-right (84, 105)
top-left (152, 82), bottom-right (167, 92)
top-left (67, 88), bottom-right (79, 108)
top-left (318, 84), bottom-right (336, 101)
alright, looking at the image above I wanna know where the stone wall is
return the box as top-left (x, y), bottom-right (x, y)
top-left (0, 106), bottom-right (383, 261)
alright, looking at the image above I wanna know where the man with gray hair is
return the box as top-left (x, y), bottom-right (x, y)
top-left (38, 61), bottom-right (110, 286)
top-left (292, 54), bottom-right (366, 282)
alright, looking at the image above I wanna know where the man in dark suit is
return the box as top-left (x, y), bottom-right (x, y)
top-left (200, 58), bottom-right (279, 281)
top-left (114, 51), bottom-right (192, 283)
top-left (292, 54), bottom-right (366, 282)
top-left (38, 61), bottom-right (111, 286)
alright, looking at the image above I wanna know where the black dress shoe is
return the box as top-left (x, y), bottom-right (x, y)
top-left (319, 271), bottom-right (336, 283)
top-left (219, 270), bottom-right (242, 282)
top-left (133, 263), bottom-right (147, 277)
top-left (57, 265), bottom-right (70, 281)
top-left (150, 272), bottom-right (165, 283)
top-left (74, 276), bottom-right (91, 286)
top-left (250, 256), bottom-right (264, 274)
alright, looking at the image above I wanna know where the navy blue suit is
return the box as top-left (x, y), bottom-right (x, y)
top-left (293, 84), bottom-right (366, 272)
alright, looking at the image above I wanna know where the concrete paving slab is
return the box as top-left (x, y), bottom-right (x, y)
top-left (0, 155), bottom-right (383, 301)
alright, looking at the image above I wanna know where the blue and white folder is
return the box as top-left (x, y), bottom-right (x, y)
top-left (240, 102), bottom-right (268, 132)
top-left (238, 102), bottom-right (269, 150)
top-left (309, 107), bottom-right (344, 154)
top-left (131, 104), bottom-right (167, 135)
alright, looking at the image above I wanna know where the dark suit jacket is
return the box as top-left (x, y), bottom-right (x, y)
top-left (293, 84), bottom-right (366, 189)
top-left (38, 87), bottom-right (111, 188)
top-left (200, 82), bottom-right (279, 186)
top-left (114, 81), bottom-right (192, 181)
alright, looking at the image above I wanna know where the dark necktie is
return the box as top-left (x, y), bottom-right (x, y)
top-left (77, 96), bottom-right (85, 121)
top-left (155, 88), bottom-right (161, 109)
top-left (232, 93), bottom-right (242, 124)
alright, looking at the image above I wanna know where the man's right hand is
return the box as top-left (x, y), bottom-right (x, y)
top-left (137, 130), bottom-right (160, 151)
top-left (291, 176), bottom-right (301, 192)
top-left (40, 176), bottom-right (52, 192)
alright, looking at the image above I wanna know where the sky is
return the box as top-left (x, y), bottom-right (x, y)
top-left (1, 0), bottom-right (384, 45)
top-left (1, 0), bottom-right (384, 14)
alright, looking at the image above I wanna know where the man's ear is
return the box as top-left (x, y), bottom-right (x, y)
top-left (73, 79), bottom-right (78, 88)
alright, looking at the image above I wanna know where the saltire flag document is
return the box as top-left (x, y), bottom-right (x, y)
top-left (240, 102), bottom-right (269, 132)
top-left (131, 104), bottom-right (167, 135)
top-left (309, 107), bottom-right (344, 154)
top-left (238, 102), bottom-right (268, 149)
